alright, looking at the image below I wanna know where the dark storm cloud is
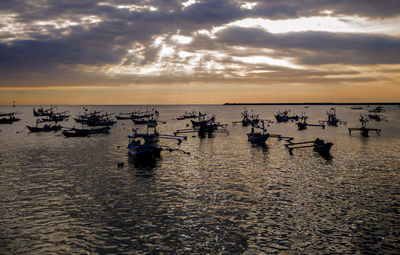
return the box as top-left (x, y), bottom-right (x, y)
top-left (215, 27), bottom-right (400, 65)
top-left (249, 0), bottom-right (400, 18)
top-left (0, 0), bottom-right (400, 87)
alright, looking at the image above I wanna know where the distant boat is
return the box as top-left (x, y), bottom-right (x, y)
top-left (275, 109), bottom-right (299, 122)
top-left (0, 112), bottom-right (20, 124)
top-left (350, 106), bottom-right (362, 110)
top-left (232, 108), bottom-right (260, 127)
top-left (296, 115), bottom-right (325, 130)
top-left (348, 115), bottom-right (381, 137)
top-left (27, 123), bottom-right (62, 132)
top-left (177, 110), bottom-right (197, 120)
top-left (319, 108), bottom-right (346, 126)
top-left (62, 126), bottom-right (110, 137)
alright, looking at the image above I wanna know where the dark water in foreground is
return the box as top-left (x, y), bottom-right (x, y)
top-left (1, 105), bottom-right (399, 254)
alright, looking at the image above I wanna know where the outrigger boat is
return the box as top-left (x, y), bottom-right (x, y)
top-left (33, 106), bottom-right (70, 120)
top-left (176, 116), bottom-right (229, 138)
top-left (74, 110), bottom-right (116, 126)
top-left (27, 119), bottom-right (62, 132)
top-left (348, 115), bottom-right (381, 137)
top-left (62, 126), bottom-right (110, 137)
top-left (367, 112), bottom-right (385, 121)
top-left (0, 112), bottom-right (20, 124)
top-left (132, 110), bottom-right (160, 125)
top-left (285, 138), bottom-right (333, 157)
top-left (319, 108), bottom-right (346, 126)
top-left (232, 108), bottom-right (260, 127)
top-left (275, 109), bottom-right (299, 123)
top-left (369, 106), bottom-right (385, 113)
top-left (248, 120), bottom-right (294, 145)
top-left (296, 115), bottom-right (325, 130)
top-left (116, 109), bottom-right (154, 120)
top-left (128, 123), bottom-right (188, 158)
top-left (177, 110), bottom-right (197, 120)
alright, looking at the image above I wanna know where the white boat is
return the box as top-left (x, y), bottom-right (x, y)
top-left (128, 123), bottom-right (187, 158)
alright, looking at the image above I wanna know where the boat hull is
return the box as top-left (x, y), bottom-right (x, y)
top-left (247, 133), bottom-right (269, 144)
top-left (128, 142), bottom-right (162, 158)
top-left (27, 125), bottom-right (61, 132)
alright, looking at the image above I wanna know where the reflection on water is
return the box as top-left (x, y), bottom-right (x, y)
top-left (1, 105), bottom-right (400, 254)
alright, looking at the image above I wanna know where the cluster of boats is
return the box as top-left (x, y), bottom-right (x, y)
top-left (2, 105), bottom-right (391, 162)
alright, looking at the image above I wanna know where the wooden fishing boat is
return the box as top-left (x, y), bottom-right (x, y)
top-left (319, 108), bottom-right (346, 126)
top-left (128, 124), bottom-right (187, 158)
top-left (132, 118), bottom-right (153, 124)
top-left (247, 120), bottom-right (269, 144)
top-left (128, 140), bottom-right (162, 157)
top-left (232, 109), bottom-right (260, 127)
top-left (62, 126), bottom-right (110, 137)
top-left (275, 109), bottom-right (299, 122)
top-left (177, 111), bottom-right (197, 120)
top-left (296, 115), bottom-right (325, 130)
top-left (348, 115), bottom-right (381, 137)
top-left (177, 116), bottom-right (229, 138)
top-left (86, 118), bottom-right (116, 126)
top-left (27, 124), bottom-right (62, 132)
top-left (367, 113), bottom-right (385, 121)
top-left (62, 129), bottom-right (89, 137)
top-left (0, 113), bottom-right (20, 124)
top-left (286, 138), bottom-right (333, 156)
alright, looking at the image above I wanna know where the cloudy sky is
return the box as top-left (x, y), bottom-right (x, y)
top-left (1, 0), bottom-right (400, 104)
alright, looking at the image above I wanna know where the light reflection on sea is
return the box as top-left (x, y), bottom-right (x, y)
top-left (0, 105), bottom-right (399, 254)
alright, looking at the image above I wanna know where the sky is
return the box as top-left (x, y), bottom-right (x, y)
top-left (1, 0), bottom-right (400, 105)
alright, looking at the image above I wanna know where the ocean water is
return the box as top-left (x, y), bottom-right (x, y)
top-left (1, 105), bottom-right (399, 254)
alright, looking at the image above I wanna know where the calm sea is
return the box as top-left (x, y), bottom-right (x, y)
top-left (1, 105), bottom-right (399, 254)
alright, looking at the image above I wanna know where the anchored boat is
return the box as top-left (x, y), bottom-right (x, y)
top-left (286, 138), bottom-right (333, 157)
top-left (232, 108), bottom-right (260, 127)
top-left (275, 109), bottom-right (299, 123)
top-left (348, 115), bottom-right (381, 137)
top-left (296, 115), bottom-right (325, 130)
top-left (319, 108), bottom-right (346, 126)
top-left (128, 123), bottom-right (188, 158)
top-left (0, 112), bottom-right (20, 124)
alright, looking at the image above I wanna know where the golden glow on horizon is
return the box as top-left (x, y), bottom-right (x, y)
top-left (1, 83), bottom-right (399, 105)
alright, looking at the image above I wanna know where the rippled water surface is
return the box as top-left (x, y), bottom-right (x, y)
top-left (1, 105), bottom-right (400, 254)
